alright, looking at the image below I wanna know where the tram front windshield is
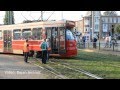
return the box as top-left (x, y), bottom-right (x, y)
top-left (66, 30), bottom-right (75, 40)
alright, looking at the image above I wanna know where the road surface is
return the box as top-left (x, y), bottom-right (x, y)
top-left (0, 54), bottom-right (51, 79)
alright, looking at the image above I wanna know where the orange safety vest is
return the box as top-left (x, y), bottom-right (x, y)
top-left (23, 42), bottom-right (29, 52)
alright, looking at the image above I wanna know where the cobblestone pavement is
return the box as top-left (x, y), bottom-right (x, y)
top-left (0, 54), bottom-right (51, 79)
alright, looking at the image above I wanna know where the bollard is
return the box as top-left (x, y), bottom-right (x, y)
top-left (99, 41), bottom-right (100, 50)
top-left (88, 42), bottom-right (89, 49)
top-left (113, 42), bottom-right (114, 51)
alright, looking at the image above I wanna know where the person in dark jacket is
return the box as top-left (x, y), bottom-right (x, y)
top-left (82, 36), bottom-right (86, 48)
top-left (93, 37), bottom-right (97, 49)
top-left (40, 39), bottom-right (48, 64)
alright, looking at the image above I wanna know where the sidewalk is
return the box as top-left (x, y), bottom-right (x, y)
top-left (79, 48), bottom-right (120, 56)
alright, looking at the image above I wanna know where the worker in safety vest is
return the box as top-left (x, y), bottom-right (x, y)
top-left (23, 39), bottom-right (29, 63)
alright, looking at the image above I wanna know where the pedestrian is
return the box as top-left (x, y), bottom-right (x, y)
top-left (40, 39), bottom-right (48, 64)
top-left (46, 38), bottom-right (50, 61)
top-left (82, 36), bottom-right (86, 48)
top-left (23, 39), bottom-right (29, 63)
top-left (104, 35), bottom-right (109, 48)
top-left (109, 35), bottom-right (112, 48)
top-left (93, 37), bottom-right (97, 49)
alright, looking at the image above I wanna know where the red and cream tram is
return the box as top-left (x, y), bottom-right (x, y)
top-left (0, 20), bottom-right (77, 57)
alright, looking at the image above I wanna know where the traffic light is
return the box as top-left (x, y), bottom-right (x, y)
top-left (108, 32), bottom-right (111, 36)
top-left (111, 25), bottom-right (114, 35)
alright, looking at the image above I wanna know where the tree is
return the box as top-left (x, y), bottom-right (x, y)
top-left (3, 11), bottom-right (15, 25)
top-left (114, 24), bottom-right (120, 34)
top-left (103, 11), bottom-right (117, 16)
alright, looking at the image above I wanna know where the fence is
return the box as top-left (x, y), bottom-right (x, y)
top-left (77, 41), bottom-right (120, 52)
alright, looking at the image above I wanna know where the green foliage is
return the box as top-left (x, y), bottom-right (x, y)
top-left (3, 11), bottom-right (15, 25)
top-left (114, 24), bottom-right (120, 33)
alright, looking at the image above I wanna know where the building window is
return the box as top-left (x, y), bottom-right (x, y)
top-left (118, 17), bottom-right (120, 23)
top-left (109, 17), bottom-right (112, 23)
top-left (116, 17), bottom-right (118, 23)
top-left (95, 24), bottom-right (99, 30)
top-left (103, 24), bottom-right (106, 29)
top-left (105, 18), bottom-right (108, 23)
top-left (94, 24), bottom-right (99, 32)
top-left (102, 18), bottom-right (105, 23)
top-left (95, 17), bottom-right (99, 23)
top-left (85, 25), bottom-right (89, 27)
top-left (114, 17), bottom-right (116, 23)
top-left (112, 18), bottom-right (114, 23)
top-left (103, 24), bottom-right (108, 32)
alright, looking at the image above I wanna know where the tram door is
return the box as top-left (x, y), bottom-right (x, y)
top-left (3, 30), bottom-right (12, 53)
top-left (51, 27), bottom-right (59, 54)
top-left (50, 27), bottom-right (66, 54)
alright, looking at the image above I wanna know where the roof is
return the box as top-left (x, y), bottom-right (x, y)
top-left (85, 11), bottom-right (92, 16)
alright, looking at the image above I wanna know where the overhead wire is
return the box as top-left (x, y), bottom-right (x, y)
top-left (46, 11), bottom-right (55, 21)
top-left (29, 11), bottom-right (35, 20)
top-left (21, 11), bottom-right (28, 21)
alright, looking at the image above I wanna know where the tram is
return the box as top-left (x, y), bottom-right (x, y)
top-left (0, 20), bottom-right (77, 57)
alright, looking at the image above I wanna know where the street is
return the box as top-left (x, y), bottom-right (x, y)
top-left (0, 54), bottom-right (49, 79)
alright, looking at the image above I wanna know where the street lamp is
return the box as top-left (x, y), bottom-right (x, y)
top-left (90, 28), bottom-right (92, 41)
top-left (92, 11), bottom-right (94, 39)
top-left (98, 16), bottom-right (101, 50)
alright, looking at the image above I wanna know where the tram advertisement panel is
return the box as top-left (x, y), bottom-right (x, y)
top-left (3, 30), bottom-right (12, 53)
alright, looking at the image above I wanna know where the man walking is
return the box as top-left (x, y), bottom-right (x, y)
top-left (23, 39), bottom-right (29, 63)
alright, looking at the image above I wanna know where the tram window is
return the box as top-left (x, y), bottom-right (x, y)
top-left (51, 27), bottom-right (58, 37)
top-left (45, 27), bottom-right (52, 39)
top-left (0, 30), bottom-right (2, 40)
top-left (13, 29), bottom-right (21, 40)
top-left (32, 28), bottom-right (42, 40)
top-left (22, 29), bottom-right (31, 40)
top-left (66, 30), bottom-right (75, 40)
top-left (59, 27), bottom-right (65, 34)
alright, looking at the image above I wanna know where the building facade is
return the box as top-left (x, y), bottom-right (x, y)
top-left (76, 11), bottom-right (120, 40)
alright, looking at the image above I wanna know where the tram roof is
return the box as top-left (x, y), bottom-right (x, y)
top-left (0, 20), bottom-right (75, 30)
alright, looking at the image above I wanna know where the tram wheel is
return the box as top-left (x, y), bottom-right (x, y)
top-left (36, 51), bottom-right (42, 58)
top-left (29, 50), bottom-right (34, 57)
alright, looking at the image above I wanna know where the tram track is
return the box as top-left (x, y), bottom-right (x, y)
top-left (49, 59), bottom-right (103, 79)
top-left (29, 59), bottom-right (69, 79)
top-left (28, 56), bottom-right (103, 79)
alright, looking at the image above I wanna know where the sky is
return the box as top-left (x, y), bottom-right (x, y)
top-left (0, 11), bottom-right (120, 24)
